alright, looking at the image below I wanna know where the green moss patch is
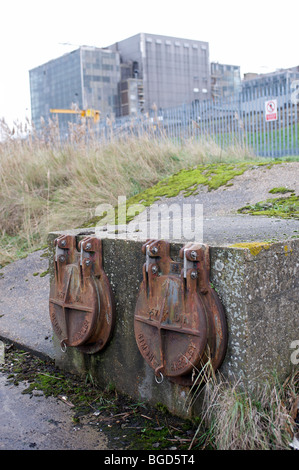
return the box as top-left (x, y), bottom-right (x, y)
top-left (83, 161), bottom-right (280, 228)
top-left (269, 187), bottom-right (295, 194)
top-left (238, 194), bottom-right (299, 220)
top-left (128, 162), bottom-right (251, 204)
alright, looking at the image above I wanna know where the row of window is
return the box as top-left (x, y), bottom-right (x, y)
top-left (145, 37), bottom-right (207, 50)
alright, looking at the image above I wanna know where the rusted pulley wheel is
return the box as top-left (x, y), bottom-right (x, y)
top-left (134, 240), bottom-right (228, 385)
top-left (180, 243), bottom-right (228, 373)
top-left (49, 235), bottom-right (115, 354)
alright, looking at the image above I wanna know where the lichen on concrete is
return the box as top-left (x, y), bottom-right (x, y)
top-left (229, 242), bottom-right (271, 257)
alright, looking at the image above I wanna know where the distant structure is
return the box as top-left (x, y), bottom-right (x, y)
top-left (107, 33), bottom-right (211, 116)
top-left (210, 62), bottom-right (241, 99)
top-left (29, 33), bottom-right (213, 129)
top-left (242, 66), bottom-right (299, 93)
top-left (29, 46), bottom-right (120, 132)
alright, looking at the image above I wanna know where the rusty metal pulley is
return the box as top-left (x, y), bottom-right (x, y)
top-left (134, 240), bottom-right (228, 385)
top-left (49, 235), bottom-right (115, 354)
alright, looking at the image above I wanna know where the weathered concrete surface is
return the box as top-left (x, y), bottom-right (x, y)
top-left (0, 249), bottom-right (53, 359)
top-left (0, 373), bottom-right (108, 450)
top-left (48, 229), bottom-right (299, 417)
top-left (97, 213), bottom-right (299, 246)
top-left (209, 241), bottom-right (299, 381)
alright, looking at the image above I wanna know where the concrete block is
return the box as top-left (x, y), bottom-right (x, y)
top-left (48, 229), bottom-right (299, 417)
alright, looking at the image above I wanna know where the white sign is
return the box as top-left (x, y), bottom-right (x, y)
top-left (265, 99), bottom-right (278, 122)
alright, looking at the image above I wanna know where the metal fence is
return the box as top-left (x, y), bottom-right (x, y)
top-left (96, 81), bottom-right (299, 158)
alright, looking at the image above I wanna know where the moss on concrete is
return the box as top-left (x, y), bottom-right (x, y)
top-left (83, 160), bottom-right (280, 228)
top-left (238, 194), bottom-right (299, 220)
top-left (269, 187), bottom-right (295, 194)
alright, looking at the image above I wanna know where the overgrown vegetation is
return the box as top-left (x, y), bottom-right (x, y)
top-left (190, 370), bottom-right (299, 450)
top-left (1, 119), bottom-right (298, 266)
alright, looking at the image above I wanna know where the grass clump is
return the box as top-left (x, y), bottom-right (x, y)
top-left (189, 369), bottom-right (298, 450)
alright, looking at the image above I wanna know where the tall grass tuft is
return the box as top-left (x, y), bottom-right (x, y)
top-left (188, 368), bottom-right (298, 450)
top-left (0, 118), bottom-right (255, 266)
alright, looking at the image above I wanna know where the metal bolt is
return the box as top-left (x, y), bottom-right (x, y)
top-left (190, 270), bottom-right (198, 280)
top-left (60, 240), bottom-right (66, 247)
top-left (151, 265), bottom-right (159, 274)
top-left (151, 246), bottom-right (158, 255)
top-left (59, 255), bottom-right (65, 263)
top-left (190, 250), bottom-right (197, 260)
top-left (85, 259), bottom-right (91, 266)
top-left (85, 242), bottom-right (92, 250)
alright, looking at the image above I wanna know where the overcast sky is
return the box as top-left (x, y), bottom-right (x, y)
top-left (0, 0), bottom-right (298, 126)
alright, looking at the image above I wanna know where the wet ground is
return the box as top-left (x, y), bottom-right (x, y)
top-left (0, 372), bottom-right (109, 450)
top-left (0, 343), bottom-right (197, 452)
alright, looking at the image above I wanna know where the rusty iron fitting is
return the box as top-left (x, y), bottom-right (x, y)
top-left (49, 235), bottom-right (116, 354)
top-left (190, 270), bottom-right (198, 280)
top-left (134, 239), bottom-right (228, 385)
top-left (151, 265), bottom-right (159, 274)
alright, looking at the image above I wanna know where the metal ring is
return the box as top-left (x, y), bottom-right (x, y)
top-left (60, 340), bottom-right (67, 353)
top-left (155, 372), bottom-right (164, 384)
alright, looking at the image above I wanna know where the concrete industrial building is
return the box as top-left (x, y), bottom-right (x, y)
top-left (242, 66), bottom-right (299, 94)
top-left (108, 33), bottom-right (211, 115)
top-left (29, 32), bottom-right (212, 128)
top-left (29, 46), bottom-right (121, 132)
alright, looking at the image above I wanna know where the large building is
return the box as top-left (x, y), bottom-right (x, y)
top-left (242, 66), bottom-right (299, 93)
top-left (29, 46), bottom-right (121, 131)
top-left (108, 33), bottom-right (211, 115)
top-left (29, 33), bottom-right (214, 128)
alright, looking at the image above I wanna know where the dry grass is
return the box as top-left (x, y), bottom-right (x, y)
top-left (187, 365), bottom-right (299, 450)
top-left (0, 118), bottom-right (255, 266)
